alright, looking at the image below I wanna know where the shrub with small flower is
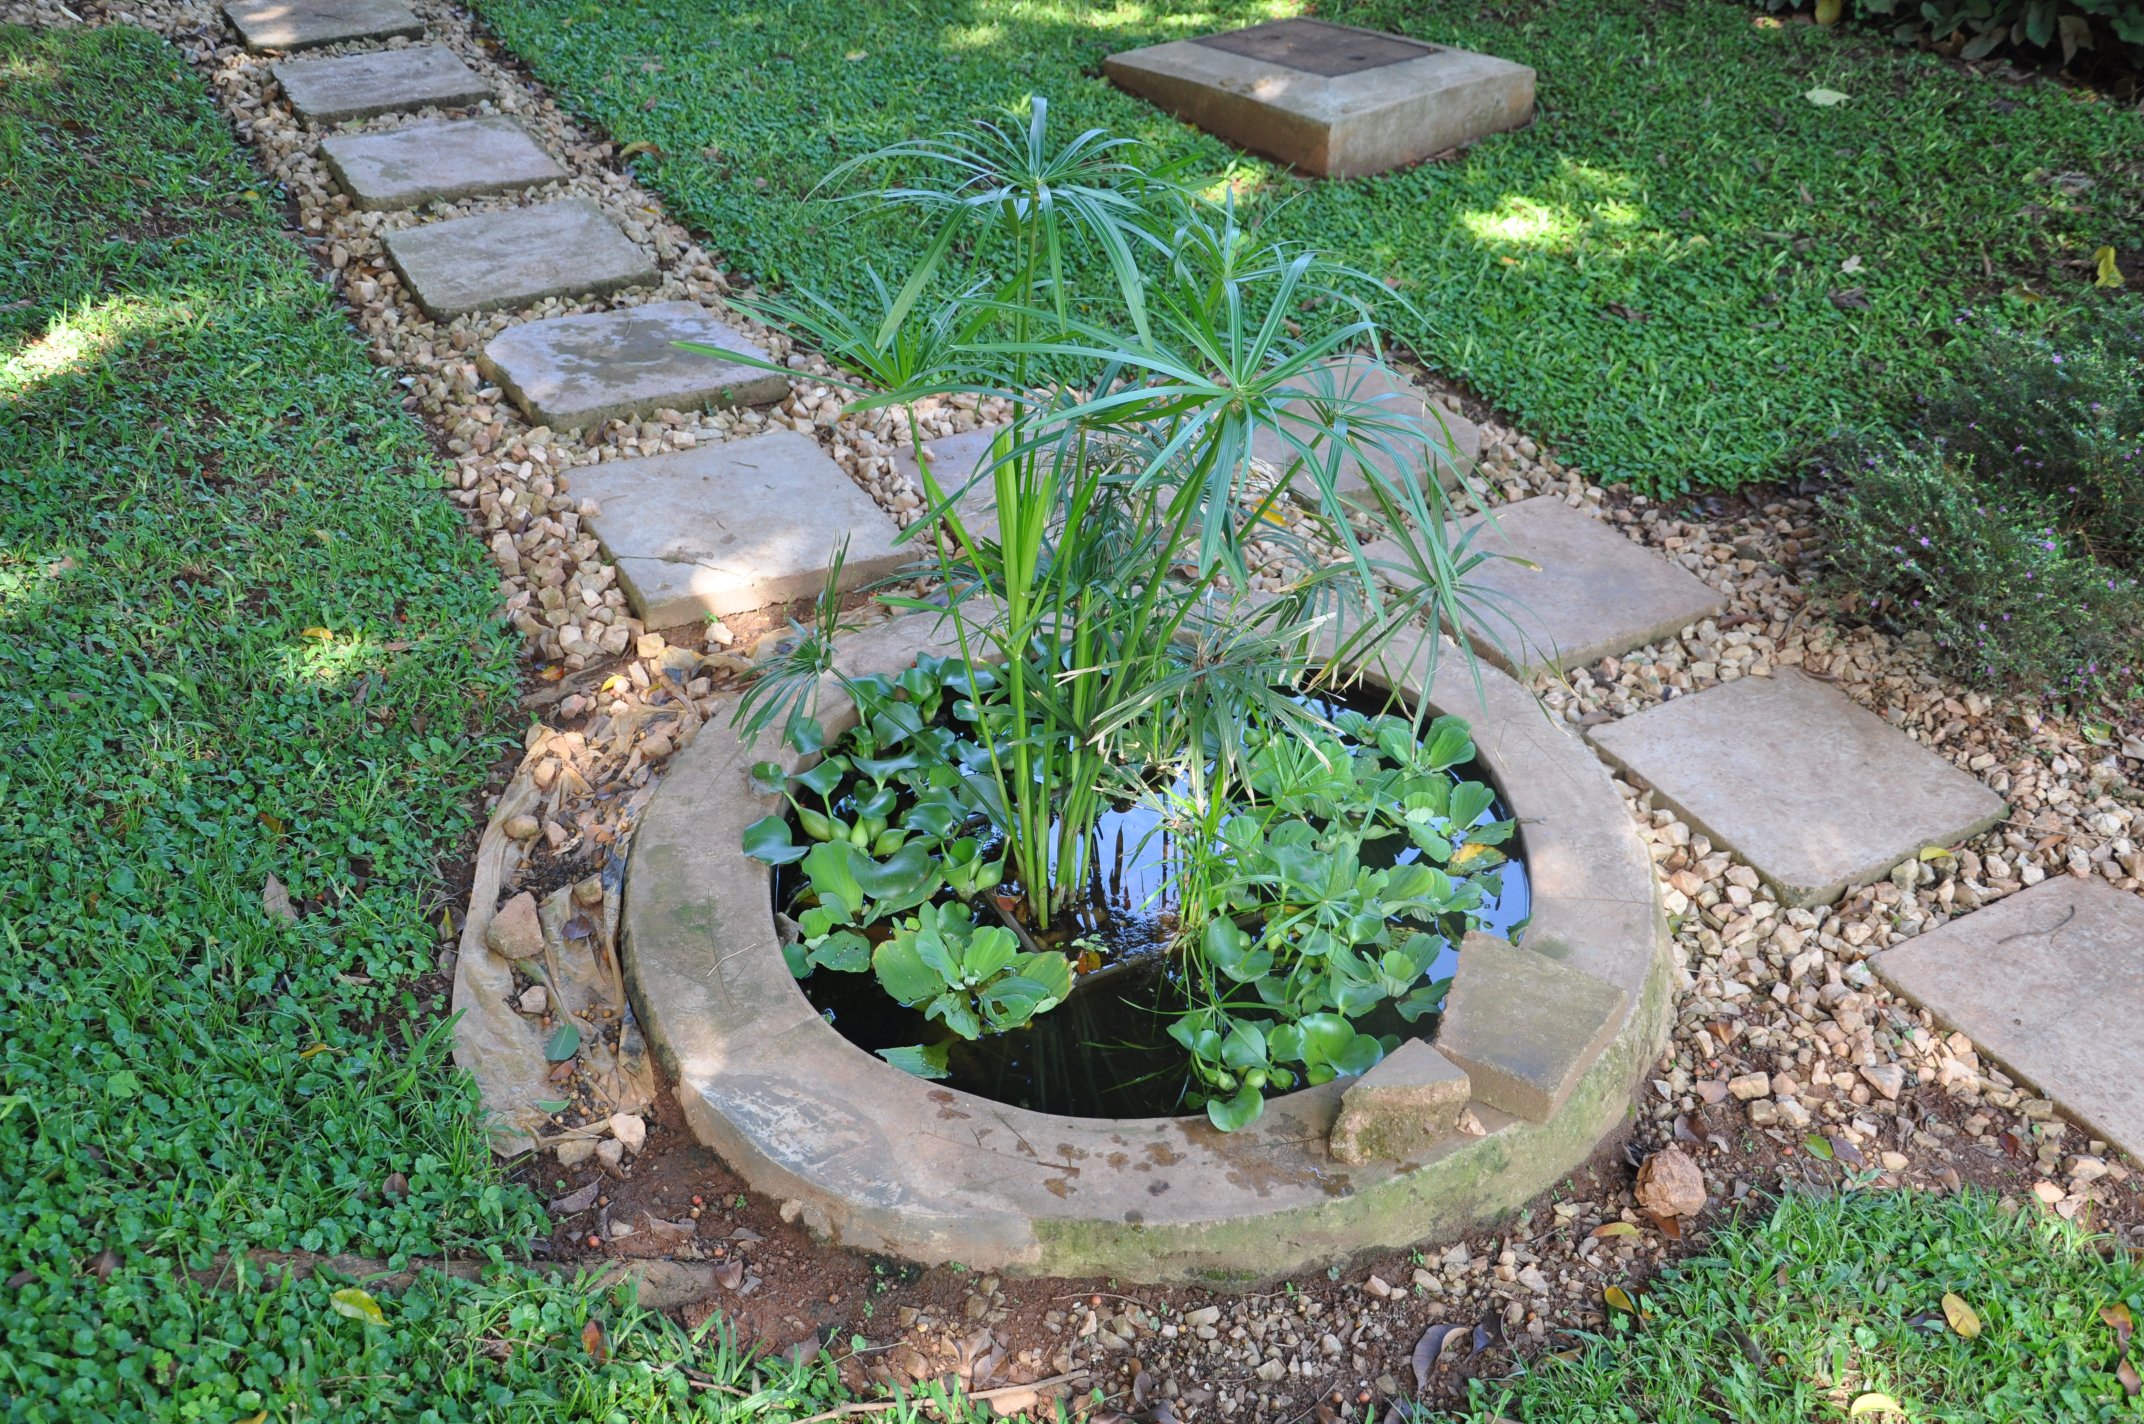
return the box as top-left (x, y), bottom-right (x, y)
top-left (1818, 308), bottom-right (2144, 711)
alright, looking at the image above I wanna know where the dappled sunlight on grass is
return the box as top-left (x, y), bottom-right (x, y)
top-left (0, 294), bottom-right (190, 393)
top-left (1460, 193), bottom-right (1582, 249)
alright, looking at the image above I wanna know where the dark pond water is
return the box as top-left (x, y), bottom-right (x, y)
top-left (780, 692), bottom-right (1530, 1119)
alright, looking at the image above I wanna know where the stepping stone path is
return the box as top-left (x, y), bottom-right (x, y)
top-left (1252, 354), bottom-right (1478, 512)
top-left (1589, 670), bottom-right (2007, 908)
top-left (479, 302), bottom-right (787, 430)
top-left (225, 0), bottom-right (421, 52)
top-left (321, 117), bottom-right (564, 211)
top-left (1874, 879), bottom-right (2144, 1161)
top-left (273, 46), bottom-right (492, 123)
top-left (1450, 496), bottom-right (1726, 677)
top-left (384, 199), bottom-right (655, 320)
top-left (570, 432), bottom-right (906, 627)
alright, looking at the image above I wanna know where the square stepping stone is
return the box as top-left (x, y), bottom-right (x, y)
top-left (1252, 355), bottom-right (1478, 515)
top-left (1874, 879), bottom-right (2144, 1160)
top-left (1437, 932), bottom-right (1627, 1122)
top-left (1446, 497), bottom-right (1727, 677)
top-left (273, 46), bottom-right (493, 124)
top-left (1588, 671), bottom-right (2007, 908)
top-left (320, 117), bottom-right (564, 212)
top-left (570, 431), bottom-right (906, 626)
top-left (1105, 18), bottom-right (1534, 178)
top-left (478, 302), bottom-right (787, 429)
top-left (383, 198), bottom-right (655, 320)
top-left (890, 425), bottom-right (1005, 542)
top-left (225, 0), bottom-right (422, 52)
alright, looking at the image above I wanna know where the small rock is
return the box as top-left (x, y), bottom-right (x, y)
top-left (608, 1112), bottom-right (647, 1154)
top-left (573, 876), bottom-right (605, 907)
top-left (503, 814), bottom-right (541, 841)
top-left (1634, 1148), bottom-right (1707, 1218)
top-left (1860, 1063), bottom-right (1905, 1101)
top-left (595, 1138), bottom-right (626, 1170)
top-left (485, 891), bottom-right (544, 960)
top-left (1183, 1305), bottom-right (1221, 1329)
top-left (1365, 1274), bottom-right (1393, 1299)
top-left (640, 732), bottom-right (674, 762)
top-left (555, 1137), bottom-right (597, 1168)
top-left (1748, 1100), bottom-right (1781, 1127)
top-left (1728, 1071), bottom-right (1771, 1101)
top-left (518, 984), bottom-right (549, 1015)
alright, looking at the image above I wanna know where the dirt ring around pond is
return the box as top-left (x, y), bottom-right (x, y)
top-left (623, 611), bottom-right (1668, 1284)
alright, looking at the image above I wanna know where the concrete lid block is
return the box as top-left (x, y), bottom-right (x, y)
top-left (1449, 497), bottom-right (1728, 677)
top-left (1106, 18), bottom-right (1534, 178)
top-left (1328, 1039), bottom-right (1471, 1164)
top-left (571, 430), bottom-right (906, 627)
top-left (382, 198), bottom-right (655, 320)
top-left (479, 302), bottom-right (788, 429)
top-left (1589, 671), bottom-right (2008, 908)
top-left (1874, 878), bottom-right (2144, 1160)
top-left (1436, 932), bottom-right (1627, 1122)
top-left (1252, 354), bottom-right (1478, 512)
top-left (320, 117), bottom-right (564, 212)
top-left (225, 0), bottom-right (422, 51)
top-left (272, 46), bottom-right (493, 123)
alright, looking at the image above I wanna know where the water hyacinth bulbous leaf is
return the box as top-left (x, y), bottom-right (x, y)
top-left (872, 933), bottom-right (942, 1006)
top-left (878, 1042), bottom-right (953, 1080)
top-left (742, 815), bottom-right (808, 866)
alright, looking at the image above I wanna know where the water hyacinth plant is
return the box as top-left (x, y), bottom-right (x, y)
top-left (705, 101), bottom-right (1517, 1127)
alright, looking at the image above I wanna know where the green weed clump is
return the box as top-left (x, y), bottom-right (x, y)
top-left (1818, 310), bottom-right (2144, 710)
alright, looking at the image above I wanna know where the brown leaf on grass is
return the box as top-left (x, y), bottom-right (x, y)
top-left (1674, 1113), bottom-right (1714, 1147)
top-left (262, 875), bottom-right (298, 924)
top-left (618, 140), bottom-right (665, 160)
top-left (714, 1260), bottom-right (745, 1291)
top-left (2103, 1302), bottom-right (2134, 1353)
top-left (549, 1179), bottom-right (601, 1214)
top-left (1592, 1221), bottom-right (1642, 1240)
top-left (381, 1171), bottom-right (409, 1200)
top-left (1998, 1131), bottom-right (2022, 1158)
top-left (1830, 1136), bottom-right (1866, 1168)
top-left (1648, 1210), bottom-right (1685, 1241)
top-left (1830, 287), bottom-right (1871, 311)
top-left (582, 1317), bottom-right (608, 1364)
top-left (2120, 1359), bottom-right (2142, 1397)
top-left (88, 1247), bottom-right (119, 1281)
top-left (1696, 1079), bottom-right (1730, 1105)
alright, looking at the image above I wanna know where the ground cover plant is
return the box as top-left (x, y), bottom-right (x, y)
top-left (0, 23), bottom-right (937, 1420)
top-left (728, 107), bottom-right (1517, 1130)
top-left (1463, 1188), bottom-right (2144, 1423)
top-left (468, 0), bottom-right (2144, 494)
top-left (1818, 306), bottom-right (2144, 709)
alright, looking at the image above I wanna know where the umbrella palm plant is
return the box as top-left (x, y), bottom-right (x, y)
top-left (702, 99), bottom-right (1500, 934)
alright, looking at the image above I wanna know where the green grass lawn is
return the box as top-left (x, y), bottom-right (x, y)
top-left (466, 0), bottom-right (2144, 494)
top-left (0, 24), bottom-right (947, 1420)
top-left (1465, 1190), bottom-right (2144, 1423)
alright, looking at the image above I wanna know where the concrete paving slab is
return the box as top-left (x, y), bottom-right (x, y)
top-left (1252, 355), bottom-right (1477, 515)
top-left (1875, 879), bottom-right (2144, 1159)
top-left (273, 46), bottom-right (492, 124)
top-left (225, 0), bottom-right (421, 51)
top-left (478, 302), bottom-right (787, 429)
top-left (383, 198), bottom-right (654, 319)
top-left (1106, 18), bottom-right (1533, 178)
top-left (1436, 933), bottom-right (1627, 1122)
top-left (570, 431), bottom-right (906, 625)
top-left (1328, 1040), bottom-right (1471, 1164)
top-left (320, 117), bottom-right (563, 212)
top-left (890, 425), bottom-right (1005, 543)
top-left (1447, 497), bottom-right (1727, 677)
top-left (1589, 671), bottom-right (2008, 908)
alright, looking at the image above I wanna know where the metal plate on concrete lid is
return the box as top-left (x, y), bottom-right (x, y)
top-left (1194, 19), bottom-right (1435, 78)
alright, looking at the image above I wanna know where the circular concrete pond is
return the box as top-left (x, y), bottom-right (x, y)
top-left (623, 613), bottom-right (1667, 1284)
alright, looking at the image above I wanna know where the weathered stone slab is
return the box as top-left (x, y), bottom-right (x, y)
top-left (1106, 19), bottom-right (1533, 178)
top-left (1589, 671), bottom-right (2008, 908)
top-left (1436, 933), bottom-right (1627, 1123)
top-left (1253, 355), bottom-right (1477, 515)
top-left (571, 431), bottom-right (906, 626)
top-left (320, 117), bottom-right (563, 212)
top-left (478, 302), bottom-right (787, 429)
top-left (273, 46), bottom-right (493, 124)
top-left (1448, 497), bottom-right (1727, 677)
top-left (1328, 1039), bottom-right (1471, 1164)
top-left (890, 425), bottom-right (1005, 543)
top-left (225, 0), bottom-right (421, 52)
top-left (383, 198), bottom-right (654, 320)
top-left (1874, 879), bottom-right (2144, 1160)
